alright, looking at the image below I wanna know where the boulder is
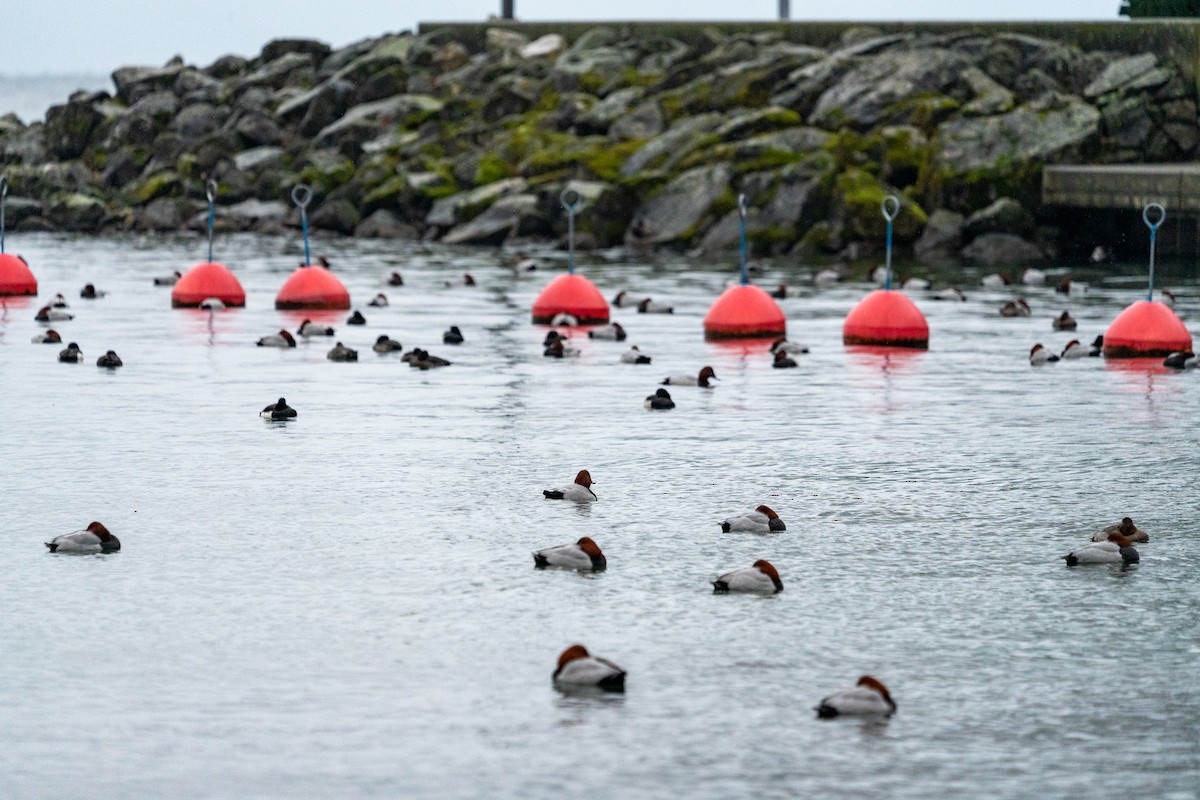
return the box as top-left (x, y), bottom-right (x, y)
top-left (914, 209), bottom-right (965, 266)
top-left (427, 178), bottom-right (528, 228)
top-left (486, 28), bottom-right (529, 61)
top-left (1101, 95), bottom-right (1154, 149)
top-left (557, 179), bottom-right (637, 246)
top-left (43, 98), bottom-right (102, 159)
top-left (521, 34), bottom-right (566, 60)
top-left (232, 146), bottom-right (284, 171)
top-left (206, 55), bottom-right (249, 79)
top-left (310, 198), bottom-right (361, 234)
top-left (441, 194), bottom-right (542, 245)
top-left (960, 232), bottom-right (1045, 266)
top-left (140, 197), bottom-right (184, 230)
top-left (129, 91), bottom-right (179, 122)
top-left (0, 196), bottom-right (43, 226)
top-left (700, 170), bottom-right (823, 252)
top-left (170, 103), bottom-right (227, 141)
top-left (1083, 53), bottom-right (1162, 98)
top-left (312, 95), bottom-right (443, 148)
top-left (628, 163), bottom-right (732, 245)
top-left (578, 87), bottom-right (645, 134)
top-left (236, 52), bottom-right (315, 92)
top-left (935, 93), bottom-right (1100, 173)
top-left (620, 113), bottom-right (723, 176)
top-left (963, 198), bottom-right (1036, 239)
top-left (261, 38), bottom-right (331, 64)
top-left (960, 67), bottom-right (1015, 116)
top-left (355, 209), bottom-right (419, 238)
top-left (100, 148), bottom-right (144, 188)
top-left (235, 113), bottom-right (284, 147)
top-left (47, 193), bottom-right (106, 230)
top-left (810, 48), bottom-right (968, 130)
top-left (111, 64), bottom-right (183, 104)
top-left (609, 101), bottom-right (665, 141)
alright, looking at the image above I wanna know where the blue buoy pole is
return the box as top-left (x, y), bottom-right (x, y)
top-left (560, 188), bottom-right (580, 276)
top-left (1143, 202), bottom-right (1164, 302)
top-left (881, 195), bottom-right (900, 291)
top-left (738, 193), bottom-right (748, 286)
top-left (292, 184), bottom-right (313, 267)
top-left (0, 176), bottom-right (8, 254)
top-left (206, 179), bottom-right (217, 264)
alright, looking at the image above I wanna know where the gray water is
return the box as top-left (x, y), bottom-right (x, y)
top-left (1, 232), bottom-right (1198, 799)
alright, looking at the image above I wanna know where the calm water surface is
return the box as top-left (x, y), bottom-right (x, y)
top-left (1, 233), bottom-right (1198, 799)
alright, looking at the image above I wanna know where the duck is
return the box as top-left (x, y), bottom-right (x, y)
top-left (552, 644), bottom-right (625, 691)
top-left (58, 343), bottom-right (83, 363)
top-left (1163, 350), bottom-right (1197, 369)
top-left (543, 330), bottom-right (568, 347)
top-left (612, 290), bottom-right (650, 308)
top-left (442, 326), bottom-right (464, 345)
top-left (588, 322), bottom-right (627, 341)
top-left (720, 504), bottom-right (786, 533)
top-left (773, 350), bottom-right (798, 369)
top-left (367, 293), bottom-right (388, 307)
top-left (637, 298), bottom-right (674, 314)
top-left (868, 265), bottom-right (887, 284)
top-left (257, 329), bottom-right (297, 348)
top-left (514, 255), bottom-right (539, 272)
top-left (771, 284), bottom-right (805, 299)
top-left (1052, 310), bottom-right (1078, 331)
top-left (544, 339), bottom-right (580, 358)
top-left (49, 292), bottom-right (70, 308)
top-left (901, 276), bottom-right (930, 291)
top-left (1160, 289), bottom-right (1176, 309)
top-left (45, 521), bottom-right (121, 553)
top-left (96, 350), bottom-right (123, 368)
top-left (346, 310), bottom-right (367, 326)
top-left (1000, 299), bottom-right (1032, 317)
top-left (621, 346), bottom-right (651, 364)
top-left (153, 270), bottom-right (182, 286)
top-left (327, 342), bottom-right (358, 361)
top-left (661, 366), bottom-right (717, 387)
top-left (1021, 267), bottom-right (1046, 286)
top-left (533, 537), bottom-right (606, 570)
top-left (32, 329), bottom-right (62, 344)
top-left (1060, 340), bottom-right (1089, 359)
top-left (542, 470), bottom-right (597, 502)
top-left (79, 283), bottom-right (105, 299)
top-left (444, 273), bottom-right (476, 287)
top-left (770, 337), bottom-right (809, 356)
top-left (372, 335), bottom-right (403, 353)
top-left (387, 271), bottom-right (404, 286)
top-left (815, 676), bottom-right (897, 718)
top-left (712, 559), bottom-right (783, 593)
top-left (1057, 277), bottom-right (1089, 295)
top-left (1029, 343), bottom-right (1059, 365)
top-left (645, 388), bottom-right (674, 410)
top-left (932, 286), bottom-right (967, 302)
top-left (980, 271), bottom-right (1011, 288)
top-left (1063, 530), bottom-right (1139, 566)
top-left (405, 349), bottom-right (451, 369)
top-left (297, 319), bottom-right (334, 337)
top-left (1092, 517), bottom-right (1150, 544)
top-left (1088, 335), bottom-right (1104, 357)
top-left (550, 312), bottom-right (579, 326)
top-left (36, 305), bottom-right (73, 322)
top-left (260, 397), bottom-right (297, 420)
top-left (315, 256), bottom-right (332, 269)
top-left (813, 267), bottom-right (845, 286)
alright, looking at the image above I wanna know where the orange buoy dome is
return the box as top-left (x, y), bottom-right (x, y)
top-left (703, 284), bottom-right (786, 339)
top-left (531, 274), bottom-right (609, 324)
top-left (0, 253), bottom-right (37, 296)
top-left (275, 265), bottom-right (350, 310)
top-left (1103, 300), bottom-right (1191, 358)
top-left (843, 289), bottom-right (929, 349)
top-left (171, 262), bottom-right (245, 307)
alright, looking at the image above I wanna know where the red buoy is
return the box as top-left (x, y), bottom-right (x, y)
top-left (531, 274), bottom-right (609, 324)
top-left (843, 290), bottom-right (929, 349)
top-left (275, 265), bottom-right (350, 310)
top-left (1102, 300), bottom-right (1191, 358)
top-left (172, 262), bottom-right (245, 307)
top-left (0, 253), bottom-right (37, 296)
top-left (703, 284), bottom-right (786, 339)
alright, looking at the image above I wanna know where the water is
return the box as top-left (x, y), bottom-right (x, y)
top-left (1, 233), bottom-right (1198, 799)
top-left (0, 74), bottom-right (112, 124)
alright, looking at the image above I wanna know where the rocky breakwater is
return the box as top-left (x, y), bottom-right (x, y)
top-left (0, 25), bottom-right (1196, 266)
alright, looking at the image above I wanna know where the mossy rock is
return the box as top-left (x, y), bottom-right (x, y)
top-left (836, 167), bottom-right (926, 243)
top-left (133, 171), bottom-right (182, 205)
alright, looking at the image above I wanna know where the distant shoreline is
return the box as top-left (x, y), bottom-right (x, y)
top-left (0, 73), bottom-right (111, 124)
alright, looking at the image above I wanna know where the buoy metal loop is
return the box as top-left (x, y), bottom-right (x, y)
top-left (205, 178), bottom-right (218, 263)
top-left (737, 193), bottom-right (748, 286)
top-left (1143, 202), bottom-right (1165, 302)
top-left (881, 194), bottom-right (899, 291)
top-left (292, 183), bottom-right (313, 267)
top-left (0, 174), bottom-right (8, 254)
top-left (560, 188), bottom-right (580, 275)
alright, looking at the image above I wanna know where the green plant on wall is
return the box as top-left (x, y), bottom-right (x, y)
top-left (1119, 0), bottom-right (1200, 16)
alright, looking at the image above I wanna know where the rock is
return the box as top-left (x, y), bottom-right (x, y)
top-left (810, 48), bottom-right (968, 130)
top-left (483, 77), bottom-right (538, 122)
top-left (1164, 121), bottom-right (1199, 154)
top-left (486, 28), bottom-right (529, 61)
top-left (355, 209), bottom-right (418, 238)
top-left (936, 93), bottom-right (1100, 173)
top-left (236, 52), bottom-right (315, 92)
top-left (557, 179), bottom-right (637, 247)
top-left (441, 194), bottom-right (542, 245)
top-left (609, 101), bottom-right (665, 141)
top-left (1101, 95), bottom-right (1154, 149)
top-left (0, 124), bottom-right (48, 164)
top-left (261, 38), bottom-right (331, 64)
top-left (100, 148), bottom-right (143, 188)
top-left (170, 103), bottom-right (226, 140)
top-left (835, 167), bottom-right (925, 243)
top-left (312, 95), bottom-right (443, 148)
top-left (47, 193), bottom-right (106, 230)
top-left (964, 198), bottom-right (1036, 239)
top-left (0, 196), bottom-right (43, 226)
top-left (578, 87), bottom-right (644, 134)
top-left (208, 198), bottom-right (288, 231)
top-left (961, 232), bottom-right (1045, 266)
top-left (960, 67), bottom-right (1015, 116)
top-left (174, 69), bottom-right (224, 103)
top-left (140, 197), bottom-right (184, 230)
top-left (1083, 53), bottom-right (1159, 98)
top-left (355, 67), bottom-right (408, 104)
top-left (111, 64), bottom-right (183, 104)
top-left (715, 107), bottom-right (802, 141)
top-left (235, 113), bottom-right (284, 147)
top-left (521, 34), bottom-right (566, 60)
top-left (297, 81), bottom-right (357, 136)
top-left (620, 113), bottom-right (723, 176)
top-left (233, 146), bottom-right (284, 171)
top-left (1013, 69), bottom-right (1064, 102)
top-left (433, 42), bottom-right (470, 73)
top-left (628, 163), bottom-right (732, 245)
top-left (914, 209), bottom-right (965, 266)
top-left (206, 54), bottom-right (248, 79)
top-left (43, 98), bottom-right (102, 159)
top-left (700, 170), bottom-right (823, 251)
top-left (310, 198), bottom-right (361, 234)
top-left (129, 91), bottom-right (179, 122)
top-left (427, 178), bottom-right (528, 228)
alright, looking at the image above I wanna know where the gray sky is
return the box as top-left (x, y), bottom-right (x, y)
top-left (4, 1), bottom-right (1123, 76)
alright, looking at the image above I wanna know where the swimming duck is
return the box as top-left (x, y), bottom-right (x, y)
top-left (346, 311), bottom-right (367, 326)
top-left (813, 268), bottom-right (846, 286)
top-left (442, 326), bottom-right (464, 345)
top-left (96, 350), bottom-right (123, 368)
top-left (404, 348), bottom-right (451, 369)
top-left (1092, 517), bottom-right (1150, 544)
top-left (79, 283), bottom-right (105, 299)
top-left (588, 322), bottom-right (627, 341)
top-left (542, 470), bottom-right (597, 502)
top-left (373, 335), bottom-right (403, 353)
top-left (1088, 335), bottom-right (1104, 357)
top-left (720, 504), bottom-right (786, 533)
top-left (1029, 344), bottom-right (1059, 365)
top-left (533, 537), bottom-right (606, 570)
top-left (1052, 310), bottom-right (1078, 331)
top-left (1060, 340), bottom-right (1089, 359)
top-left (612, 290), bottom-right (650, 308)
top-left (773, 350), bottom-right (798, 369)
top-left (1163, 350), bottom-right (1197, 369)
top-left (260, 397), bottom-right (297, 420)
top-left (816, 676), bottom-right (896, 718)
top-left (257, 330), bottom-right (297, 348)
top-left (770, 337), bottom-right (809, 356)
top-left (868, 265), bottom-right (888, 284)
top-left (980, 272), bottom-right (1011, 288)
top-left (901, 276), bottom-right (930, 291)
top-left (444, 273), bottom-right (476, 287)
top-left (1063, 531), bottom-right (1139, 566)
top-left (316, 256), bottom-right (332, 269)
top-left (298, 319), bottom-right (334, 337)
top-left (1021, 267), bottom-right (1046, 286)
top-left (32, 329), bottom-right (62, 344)
top-left (621, 346), bottom-right (651, 364)
top-left (1056, 277), bottom-right (1089, 295)
top-left (712, 559), bottom-right (783, 593)
top-left (514, 255), bottom-right (539, 272)
top-left (153, 270), bottom-right (182, 286)
top-left (1160, 289), bottom-right (1176, 309)
top-left (49, 292), bottom-right (69, 308)
top-left (543, 330), bottom-right (568, 347)
top-left (36, 305), bottom-right (73, 322)
top-left (1000, 299), bottom-right (1032, 317)
top-left (661, 366), bottom-right (717, 387)
top-left (327, 342), bottom-right (358, 361)
top-left (637, 298), bottom-right (674, 314)
top-left (58, 343), bottom-right (83, 363)
top-left (367, 293), bottom-right (388, 307)
top-left (932, 287), bottom-right (967, 302)
top-left (552, 644), bottom-right (625, 691)
top-left (550, 312), bottom-right (579, 326)
top-left (645, 388), bottom-right (674, 410)
top-left (544, 339), bottom-right (580, 358)
top-left (771, 284), bottom-right (805, 299)
top-left (45, 521), bottom-right (121, 553)
top-left (387, 272), bottom-right (404, 286)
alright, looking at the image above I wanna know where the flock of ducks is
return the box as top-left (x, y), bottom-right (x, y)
top-left (29, 291), bottom-right (123, 368)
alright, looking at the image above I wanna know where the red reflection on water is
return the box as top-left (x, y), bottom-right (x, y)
top-left (845, 345), bottom-right (926, 374)
top-left (1103, 357), bottom-right (1172, 376)
top-left (706, 336), bottom-right (779, 357)
top-left (174, 305), bottom-right (242, 346)
top-left (277, 308), bottom-right (344, 326)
